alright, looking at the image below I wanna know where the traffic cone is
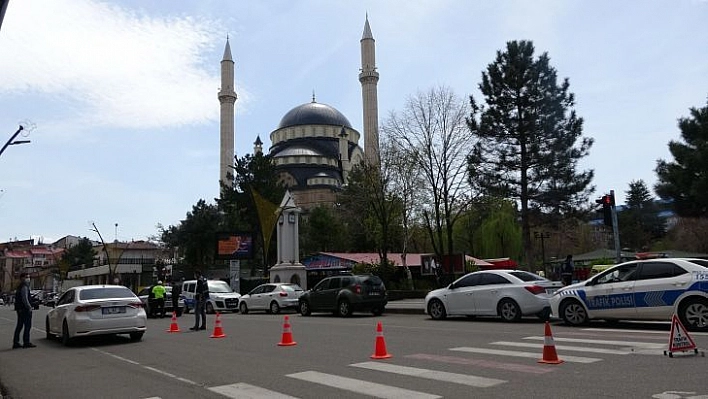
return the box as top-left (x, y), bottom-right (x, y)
top-left (538, 321), bottom-right (564, 364)
top-left (166, 311), bottom-right (181, 333)
top-left (277, 315), bottom-right (297, 346)
top-left (370, 321), bottom-right (392, 359)
top-left (210, 312), bottom-right (226, 338)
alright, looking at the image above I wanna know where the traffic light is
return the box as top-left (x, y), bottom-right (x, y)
top-left (595, 194), bottom-right (613, 227)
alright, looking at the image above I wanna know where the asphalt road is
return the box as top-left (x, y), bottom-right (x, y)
top-left (1, 305), bottom-right (707, 399)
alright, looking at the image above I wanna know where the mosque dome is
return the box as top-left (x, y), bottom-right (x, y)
top-left (277, 101), bottom-right (352, 129)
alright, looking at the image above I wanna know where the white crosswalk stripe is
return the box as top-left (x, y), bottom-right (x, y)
top-left (350, 361), bottom-right (506, 387)
top-left (286, 371), bottom-right (441, 399)
top-left (449, 346), bottom-right (602, 363)
top-left (522, 336), bottom-right (666, 348)
top-left (491, 341), bottom-right (634, 355)
top-left (208, 383), bottom-right (299, 399)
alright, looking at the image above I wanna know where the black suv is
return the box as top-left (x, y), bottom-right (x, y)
top-left (298, 274), bottom-right (387, 317)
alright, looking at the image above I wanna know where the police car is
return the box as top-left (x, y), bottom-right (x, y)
top-left (549, 258), bottom-right (708, 331)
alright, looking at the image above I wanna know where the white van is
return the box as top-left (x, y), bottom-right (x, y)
top-left (182, 279), bottom-right (241, 314)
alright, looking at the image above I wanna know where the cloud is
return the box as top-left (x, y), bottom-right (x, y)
top-left (0, 0), bottom-right (225, 130)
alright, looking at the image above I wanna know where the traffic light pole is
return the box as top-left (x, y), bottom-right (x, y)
top-left (611, 205), bottom-right (621, 264)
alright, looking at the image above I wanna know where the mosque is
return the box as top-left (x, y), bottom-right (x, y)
top-left (218, 16), bottom-right (381, 210)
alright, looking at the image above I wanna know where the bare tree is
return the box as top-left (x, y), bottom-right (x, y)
top-left (382, 86), bottom-right (476, 257)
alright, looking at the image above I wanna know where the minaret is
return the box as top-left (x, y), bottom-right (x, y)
top-left (219, 37), bottom-right (237, 190)
top-left (253, 136), bottom-right (263, 155)
top-left (359, 15), bottom-right (380, 165)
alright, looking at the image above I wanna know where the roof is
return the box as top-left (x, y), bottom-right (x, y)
top-left (277, 101), bottom-right (352, 129)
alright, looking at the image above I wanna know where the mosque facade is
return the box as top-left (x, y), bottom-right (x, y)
top-left (218, 16), bottom-right (380, 210)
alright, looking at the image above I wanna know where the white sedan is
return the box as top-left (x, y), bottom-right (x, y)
top-left (425, 270), bottom-right (562, 322)
top-left (239, 283), bottom-right (304, 314)
top-left (46, 285), bottom-right (147, 346)
top-left (550, 258), bottom-right (708, 331)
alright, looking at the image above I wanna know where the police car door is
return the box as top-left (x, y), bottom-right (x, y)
top-left (584, 263), bottom-right (638, 319)
top-left (632, 261), bottom-right (691, 320)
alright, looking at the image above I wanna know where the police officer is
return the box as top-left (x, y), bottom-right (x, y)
top-left (190, 270), bottom-right (208, 331)
top-left (151, 280), bottom-right (166, 318)
top-left (561, 254), bottom-right (574, 286)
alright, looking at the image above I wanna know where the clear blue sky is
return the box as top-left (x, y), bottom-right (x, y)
top-left (1, 0), bottom-right (706, 244)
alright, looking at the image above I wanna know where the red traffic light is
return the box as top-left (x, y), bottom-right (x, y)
top-left (603, 195), bottom-right (611, 205)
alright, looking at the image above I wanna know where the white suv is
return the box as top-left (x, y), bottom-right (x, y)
top-left (182, 279), bottom-right (241, 314)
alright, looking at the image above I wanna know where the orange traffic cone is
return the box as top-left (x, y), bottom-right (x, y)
top-left (277, 315), bottom-right (297, 346)
top-left (210, 312), bottom-right (226, 338)
top-left (538, 321), bottom-right (563, 364)
top-left (370, 321), bottom-right (392, 359)
top-left (166, 311), bottom-right (181, 333)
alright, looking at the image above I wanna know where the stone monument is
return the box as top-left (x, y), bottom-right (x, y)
top-left (270, 191), bottom-right (307, 289)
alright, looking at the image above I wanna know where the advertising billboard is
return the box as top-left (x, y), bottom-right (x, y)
top-left (216, 232), bottom-right (253, 260)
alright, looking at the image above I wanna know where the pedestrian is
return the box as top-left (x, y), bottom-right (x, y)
top-left (151, 280), bottom-right (167, 318)
top-left (561, 254), bottom-right (574, 286)
top-left (13, 273), bottom-right (36, 349)
top-left (190, 270), bottom-right (208, 331)
top-left (171, 277), bottom-right (182, 316)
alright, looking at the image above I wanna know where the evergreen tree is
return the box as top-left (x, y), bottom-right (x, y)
top-left (618, 180), bottom-right (666, 250)
top-left (655, 98), bottom-right (708, 217)
top-left (467, 40), bottom-right (594, 270)
top-left (60, 237), bottom-right (97, 273)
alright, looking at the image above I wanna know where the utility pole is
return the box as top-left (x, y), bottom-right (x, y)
top-left (0, 124), bottom-right (31, 158)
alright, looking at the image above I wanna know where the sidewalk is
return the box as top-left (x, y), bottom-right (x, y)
top-left (385, 299), bottom-right (425, 315)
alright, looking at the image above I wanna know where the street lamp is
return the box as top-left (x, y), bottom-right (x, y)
top-left (0, 123), bottom-right (34, 158)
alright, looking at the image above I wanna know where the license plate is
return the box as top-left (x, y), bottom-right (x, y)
top-left (102, 306), bottom-right (126, 315)
top-left (369, 292), bottom-right (380, 296)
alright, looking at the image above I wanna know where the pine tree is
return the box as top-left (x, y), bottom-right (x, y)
top-left (467, 40), bottom-right (594, 270)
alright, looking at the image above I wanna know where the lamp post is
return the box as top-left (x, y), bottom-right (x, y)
top-left (0, 124), bottom-right (32, 158)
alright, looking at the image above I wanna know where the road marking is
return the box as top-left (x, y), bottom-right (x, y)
top-left (492, 341), bottom-right (633, 355)
top-left (286, 371), bottom-right (440, 399)
top-left (583, 328), bottom-right (708, 336)
top-left (351, 361), bottom-right (506, 388)
top-left (449, 347), bottom-right (601, 363)
top-left (405, 353), bottom-right (552, 374)
top-left (523, 336), bottom-right (666, 348)
top-left (92, 348), bottom-right (200, 386)
top-left (208, 383), bottom-right (298, 399)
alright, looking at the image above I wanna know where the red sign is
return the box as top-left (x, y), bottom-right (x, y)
top-left (667, 314), bottom-right (697, 353)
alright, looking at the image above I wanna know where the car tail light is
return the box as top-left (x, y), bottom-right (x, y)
top-left (354, 284), bottom-right (361, 294)
top-left (524, 285), bottom-right (546, 295)
top-left (127, 302), bottom-right (143, 309)
top-left (279, 292), bottom-right (288, 297)
top-left (74, 304), bottom-right (101, 312)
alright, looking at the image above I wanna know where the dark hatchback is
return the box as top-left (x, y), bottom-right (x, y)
top-left (298, 274), bottom-right (387, 317)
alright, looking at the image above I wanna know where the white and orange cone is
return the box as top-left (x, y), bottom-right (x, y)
top-left (277, 315), bottom-right (297, 346)
top-left (370, 321), bottom-right (392, 359)
top-left (166, 311), bottom-right (181, 333)
top-left (210, 312), bottom-right (226, 338)
top-left (538, 321), bottom-right (563, 364)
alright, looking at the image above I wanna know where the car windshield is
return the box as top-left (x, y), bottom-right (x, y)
top-left (281, 284), bottom-right (303, 292)
top-left (508, 271), bottom-right (546, 282)
top-left (80, 287), bottom-right (136, 300)
top-left (208, 281), bottom-right (233, 293)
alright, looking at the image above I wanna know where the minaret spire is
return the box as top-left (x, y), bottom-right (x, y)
top-left (219, 37), bottom-right (237, 191)
top-left (359, 14), bottom-right (380, 165)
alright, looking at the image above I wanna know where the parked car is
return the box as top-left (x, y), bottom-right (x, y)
top-left (182, 279), bottom-right (240, 314)
top-left (43, 292), bottom-right (59, 307)
top-left (239, 283), bottom-right (304, 314)
top-left (45, 285), bottom-right (147, 346)
top-left (298, 274), bottom-right (387, 317)
top-left (29, 290), bottom-right (41, 310)
top-left (136, 285), bottom-right (185, 318)
top-left (550, 258), bottom-right (708, 331)
top-left (425, 270), bottom-right (562, 322)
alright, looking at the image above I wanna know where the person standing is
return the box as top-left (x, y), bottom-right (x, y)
top-left (190, 270), bottom-right (208, 331)
top-left (171, 277), bottom-right (182, 316)
top-left (13, 273), bottom-right (35, 349)
top-left (561, 254), bottom-right (575, 286)
top-left (151, 280), bottom-right (167, 318)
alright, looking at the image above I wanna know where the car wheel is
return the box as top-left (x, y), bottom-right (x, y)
top-left (427, 299), bottom-right (447, 320)
top-left (239, 302), bottom-right (249, 314)
top-left (679, 297), bottom-right (708, 332)
top-left (498, 299), bottom-right (522, 322)
top-left (129, 332), bottom-right (144, 342)
top-left (206, 302), bottom-right (215, 314)
top-left (299, 301), bottom-right (311, 316)
top-left (61, 320), bottom-right (73, 347)
top-left (270, 301), bottom-right (281, 315)
top-left (45, 317), bottom-right (53, 340)
top-left (372, 307), bottom-right (384, 316)
top-left (337, 299), bottom-right (352, 317)
top-left (560, 299), bottom-right (588, 326)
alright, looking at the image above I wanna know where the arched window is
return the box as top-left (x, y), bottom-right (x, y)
top-left (290, 274), bottom-right (301, 286)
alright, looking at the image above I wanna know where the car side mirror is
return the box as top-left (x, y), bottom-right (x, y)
top-left (448, 283), bottom-right (456, 289)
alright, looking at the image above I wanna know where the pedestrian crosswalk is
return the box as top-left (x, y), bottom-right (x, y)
top-left (145, 328), bottom-right (681, 399)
